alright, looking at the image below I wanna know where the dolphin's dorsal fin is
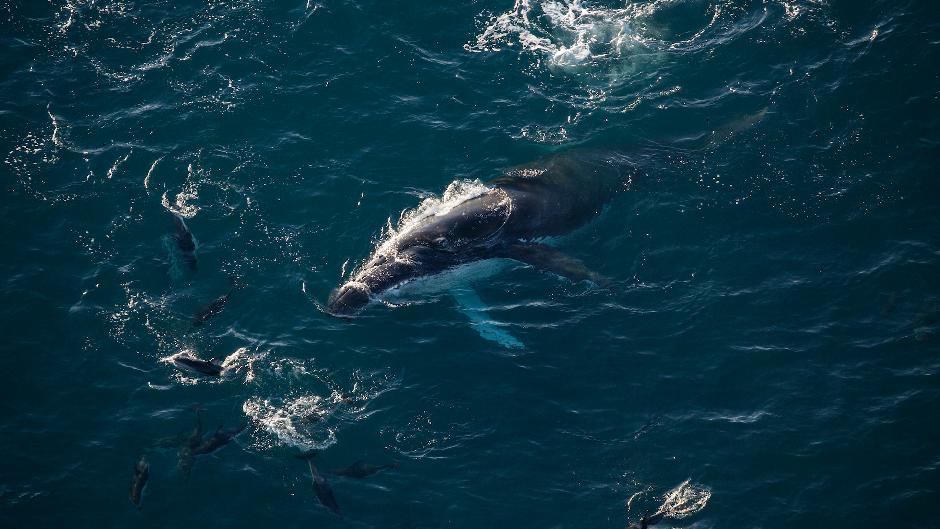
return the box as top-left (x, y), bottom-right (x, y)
top-left (451, 287), bottom-right (524, 349)
top-left (498, 243), bottom-right (610, 286)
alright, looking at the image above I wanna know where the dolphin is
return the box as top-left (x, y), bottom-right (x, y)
top-left (627, 512), bottom-right (664, 529)
top-left (171, 353), bottom-right (223, 377)
top-left (191, 279), bottom-right (244, 329)
top-left (171, 213), bottom-right (197, 270)
top-left (297, 451), bottom-right (341, 516)
top-left (329, 460), bottom-right (400, 478)
top-left (192, 422), bottom-right (247, 456)
top-left (129, 455), bottom-right (149, 509)
top-left (327, 149), bottom-right (633, 317)
top-left (192, 293), bottom-right (231, 328)
top-left (177, 407), bottom-right (204, 478)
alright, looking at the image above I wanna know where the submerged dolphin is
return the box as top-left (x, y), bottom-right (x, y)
top-left (627, 512), bottom-right (664, 529)
top-left (328, 149), bottom-right (633, 316)
top-left (191, 279), bottom-right (244, 329)
top-left (297, 451), bottom-right (341, 516)
top-left (171, 213), bottom-right (197, 270)
top-left (192, 422), bottom-right (247, 455)
top-left (329, 460), bottom-right (399, 478)
top-left (177, 407), bottom-right (204, 478)
top-left (192, 293), bottom-right (231, 328)
top-left (129, 455), bottom-right (149, 509)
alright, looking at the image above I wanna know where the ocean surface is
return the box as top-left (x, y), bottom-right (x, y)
top-left (2, 1), bottom-right (939, 527)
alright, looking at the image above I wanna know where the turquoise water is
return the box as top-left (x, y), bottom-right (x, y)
top-left (2, 0), bottom-right (939, 527)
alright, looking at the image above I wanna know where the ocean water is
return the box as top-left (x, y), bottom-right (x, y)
top-left (2, 0), bottom-right (939, 527)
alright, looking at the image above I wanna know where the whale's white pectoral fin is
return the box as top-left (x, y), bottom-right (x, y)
top-left (451, 287), bottom-right (524, 349)
top-left (500, 243), bottom-right (611, 287)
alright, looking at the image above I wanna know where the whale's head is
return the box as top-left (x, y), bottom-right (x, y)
top-left (327, 189), bottom-right (514, 316)
top-left (327, 281), bottom-right (372, 316)
top-left (327, 242), bottom-right (453, 317)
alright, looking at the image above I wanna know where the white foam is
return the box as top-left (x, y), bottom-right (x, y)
top-left (242, 395), bottom-right (338, 451)
top-left (221, 346), bottom-right (266, 384)
top-left (658, 479), bottom-right (711, 518)
top-left (466, 0), bottom-right (663, 72)
top-left (46, 105), bottom-right (63, 147)
top-left (349, 179), bottom-right (500, 283)
top-left (106, 151), bottom-right (131, 180)
top-left (144, 156), bottom-right (162, 190)
top-left (161, 164), bottom-right (200, 217)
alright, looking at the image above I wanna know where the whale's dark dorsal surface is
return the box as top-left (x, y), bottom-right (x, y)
top-left (327, 150), bottom-right (634, 316)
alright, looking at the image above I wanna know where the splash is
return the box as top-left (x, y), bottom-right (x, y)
top-left (161, 163), bottom-right (200, 217)
top-left (466, 0), bottom-right (663, 72)
top-left (242, 395), bottom-right (338, 451)
top-left (354, 179), bottom-right (502, 279)
top-left (658, 479), bottom-right (711, 518)
top-left (221, 346), bottom-right (266, 384)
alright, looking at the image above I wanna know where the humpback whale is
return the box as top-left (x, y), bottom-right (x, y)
top-left (327, 150), bottom-right (633, 322)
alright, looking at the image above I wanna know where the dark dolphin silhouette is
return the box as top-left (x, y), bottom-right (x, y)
top-left (177, 407), bottom-right (204, 478)
top-left (129, 455), bottom-right (149, 509)
top-left (627, 512), bottom-right (665, 529)
top-left (192, 293), bottom-right (230, 328)
top-left (171, 354), bottom-right (223, 377)
top-left (192, 422), bottom-right (247, 456)
top-left (191, 279), bottom-right (244, 328)
top-left (329, 460), bottom-right (400, 478)
top-left (171, 213), bottom-right (197, 270)
top-left (297, 451), bottom-right (341, 516)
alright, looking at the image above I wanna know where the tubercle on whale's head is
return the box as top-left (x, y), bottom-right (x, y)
top-left (326, 281), bottom-right (371, 317)
top-left (327, 247), bottom-right (436, 316)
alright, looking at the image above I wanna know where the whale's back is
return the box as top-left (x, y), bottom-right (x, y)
top-left (491, 149), bottom-right (635, 238)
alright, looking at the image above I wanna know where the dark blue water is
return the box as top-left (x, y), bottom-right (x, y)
top-left (2, 1), bottom-right (939, 527)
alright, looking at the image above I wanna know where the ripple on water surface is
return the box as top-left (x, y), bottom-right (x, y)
top-left (1, 0), bottom-right (939, 527)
